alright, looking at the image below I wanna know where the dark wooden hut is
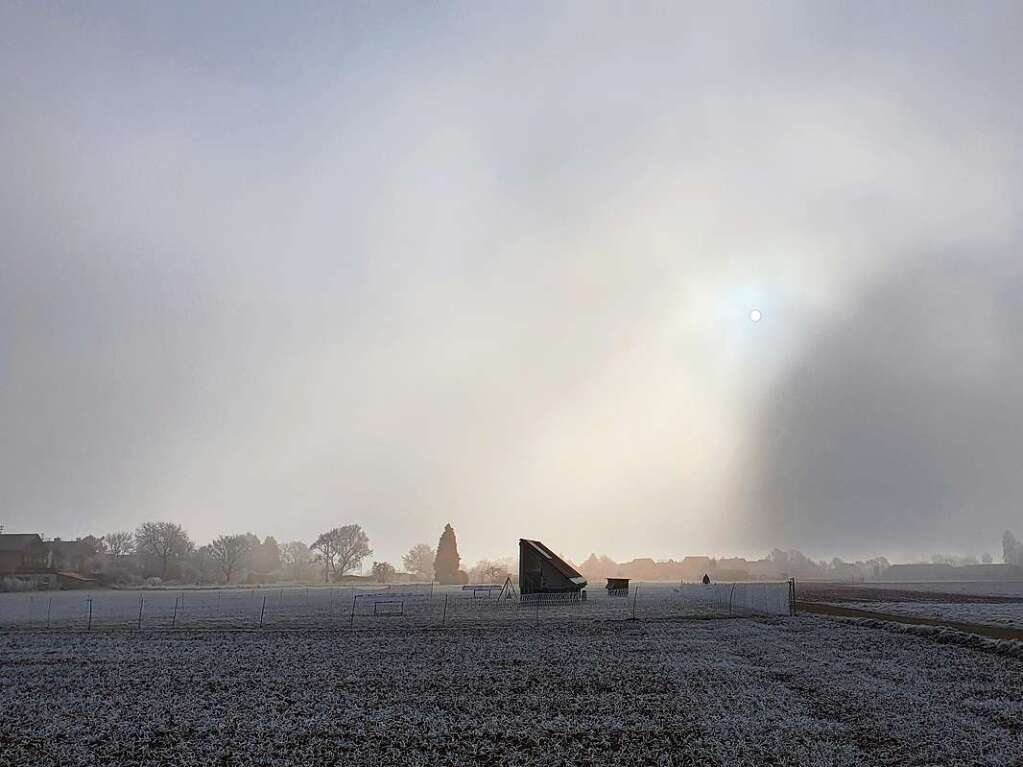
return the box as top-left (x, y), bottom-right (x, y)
top-left (605, 577), bottom-right (630, 596)
top-left (518, 539), bottom-right (587, 595)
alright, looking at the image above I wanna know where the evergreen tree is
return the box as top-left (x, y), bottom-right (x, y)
top-left (434, 523), bottom-right (462, 585)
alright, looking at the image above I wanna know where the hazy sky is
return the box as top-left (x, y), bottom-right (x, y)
top-left (2, 1), bottom-right (1021, 567)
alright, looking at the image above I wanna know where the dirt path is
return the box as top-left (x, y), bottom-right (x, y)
top-left (796, 600), bottom-right (1023, 641)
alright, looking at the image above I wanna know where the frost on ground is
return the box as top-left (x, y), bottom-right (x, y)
top-left (801, 582), bottom-right (1023, 602)
top-left (839, 617), bottom-right (1023, 660)
top-left (1, 616), bottom-right (1022, 766)
top-left (841, 601), bottom-right (1023, 631)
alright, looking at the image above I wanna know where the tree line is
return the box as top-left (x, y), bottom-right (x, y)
top-left (41, 521), bottom-right (513, 588)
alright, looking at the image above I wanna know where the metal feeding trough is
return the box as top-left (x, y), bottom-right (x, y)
top-left (606, 577), bottom-right (630, 596)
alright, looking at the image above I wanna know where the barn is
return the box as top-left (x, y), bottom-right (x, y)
top-left (518, 539), bottom-right (587, 595)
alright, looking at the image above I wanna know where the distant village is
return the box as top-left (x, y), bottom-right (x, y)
top-left (573, 549), bottom-right (1023, 584)
top-left (2, 523), bottom-right (1022, 591)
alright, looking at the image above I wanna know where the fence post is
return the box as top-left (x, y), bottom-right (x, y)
top-left (259, 595), bottom-right (267, 628)
top-left (47, 597), bottom-right (53, 630)
top-left (138, 595), bottom-right (144, 631)
top-left (349, 593), bottom-right (357, 627)
top-left (789, 578), bottom-right (797, 616)
top-left (172, 595), bottom-right (179, 627)
top-left (442, 594), bottom-right (448, 625)
top-left (217, 590), bottom-right (222, 616)
top-left (86, 598), bottom-right (93, 631)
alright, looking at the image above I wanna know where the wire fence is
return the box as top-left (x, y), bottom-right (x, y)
top-left (0, 581), bottom-right (794, 633)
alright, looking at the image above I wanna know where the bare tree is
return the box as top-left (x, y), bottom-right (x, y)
top-left (401, 543), bottom-right (435, 581)
top-left (105, 530), bottom-right (135, 558)
top-left (469, 558), bottom-right (512, 584)
top-left (192, 545), bottom-right (220, 585)
top-left (209, 534), bottom-right (253, 583)
top-left (281, 541), bottom-right (314, 581)
top-left (1003, 530), bottom-right (1020, 565)
top-left (310, 525), bottom-right (372, 583)
top-left (371, 561), bottom-right (396, 583)
top-left (134, 522), bottom-right (193, 580)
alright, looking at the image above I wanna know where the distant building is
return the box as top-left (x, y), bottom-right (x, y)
top-left (0, 534), bottom-right (49, 574)
top-left (679, 556), bottom-right (713, 582)
top-left (518, 539), bottom-right (587, 594)
top-left (885, 563), bottom-right (1023, 582)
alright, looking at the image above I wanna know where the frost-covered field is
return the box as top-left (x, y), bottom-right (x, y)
top-left (854, 581), bottom-right (1023, 599)
top-left (2, 614), bottom-right (1022, 766)
top-left (843, 601), bottom-right (1023, 631)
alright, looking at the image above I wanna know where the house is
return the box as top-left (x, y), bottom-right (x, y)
top-left (679, 556), bottom-right (713, 582)
top-left (518, 539), bottom-right (587, 594)
top-left (0, 534), bottom-right (50, 575)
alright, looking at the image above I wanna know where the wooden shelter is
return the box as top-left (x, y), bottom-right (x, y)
top-left (605, 577), bottom-right (630, 596)
top-left (518, 539), bottom-right (587, 595)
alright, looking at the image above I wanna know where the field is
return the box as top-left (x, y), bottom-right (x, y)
top-left (2, 587), bottom-right (1023, 766)
top-left (837, 602), bottom-right (1023, 631)
top-left (798, 581), bottom-right (1023, 636)
top-left (801, 582), bottom-right (1023, 602)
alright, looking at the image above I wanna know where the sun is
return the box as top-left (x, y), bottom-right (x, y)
top-left (749, 308), bottom-right (763, 323)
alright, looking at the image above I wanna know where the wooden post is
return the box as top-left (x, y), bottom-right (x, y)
top-left (172, 595), bottom-right (179, 627)
top-left (350, 593), bottom-right (357, 627)
top-left (631, 586), bottom-right (639, 621)
top-left (137, 595), bottom-right (144, 630)
top-left (47, 597), bottom-right (52, 630)
top-left (259, 595), bottom-right (267, 627)
top-left (442, 594), bottom-right (448, 625)
top-left (217, 590), bottom-right (222, 615)
top-left (87, 598), bottom-right (93, 631)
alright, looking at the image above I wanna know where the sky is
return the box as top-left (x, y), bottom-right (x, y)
top-left (2, 1), bottom-right (1022, 568)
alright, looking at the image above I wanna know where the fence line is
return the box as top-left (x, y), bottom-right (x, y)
top-left (674, 581), bottom-right (795, 616)
top-left (0, 581), bottom-right (796, 633)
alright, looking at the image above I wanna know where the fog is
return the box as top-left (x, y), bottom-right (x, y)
top-left (745, 254), bottom-right (1023, 558)
top-left (2, 2), bottom-right (1021, 566)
